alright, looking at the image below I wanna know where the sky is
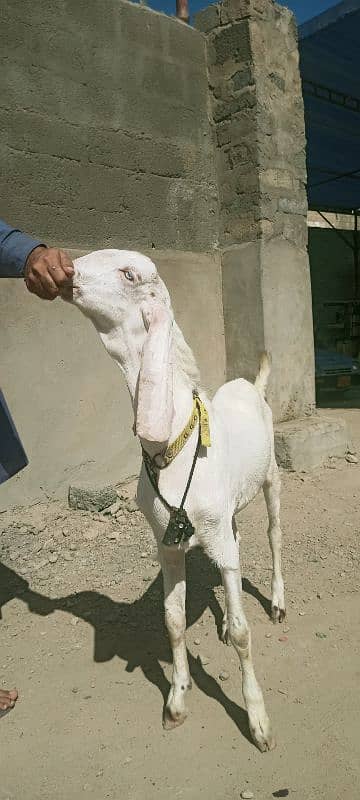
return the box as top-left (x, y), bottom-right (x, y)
top-left (146, 0), bottom-right (340, 25)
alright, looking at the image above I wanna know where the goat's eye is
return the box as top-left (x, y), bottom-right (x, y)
top-left (123, 269), bottom-right (135, 283)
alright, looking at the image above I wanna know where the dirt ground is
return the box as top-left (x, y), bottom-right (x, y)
top-left (1, 397), bottom-right (360, 800)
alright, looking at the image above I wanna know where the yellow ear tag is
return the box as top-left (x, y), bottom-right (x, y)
top-left (197, 399), bottom-right (211, 448)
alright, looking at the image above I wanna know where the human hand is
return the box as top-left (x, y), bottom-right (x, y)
top-left (24, 246), bottom-right (74, 300)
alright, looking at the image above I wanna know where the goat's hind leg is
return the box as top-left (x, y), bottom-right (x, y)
top-left (159, 546), bottom-right (191, 730)
top-left (263, 461), bottom-right (286, 623)
top-left (222, 563), bottom-right (275, 752)
top-left (214, 526), bottom-right (275, 752)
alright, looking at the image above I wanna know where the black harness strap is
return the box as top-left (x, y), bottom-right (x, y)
top-left (142, 397), bottom-right (202, 546)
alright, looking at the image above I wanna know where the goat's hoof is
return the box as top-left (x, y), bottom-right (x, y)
top-left (221, 627), bottom-right (230, 645)
top-left (163, 707), bottom-right (187, 731)
top-left (250, 719), bottom-right (276, 753)
top-left (253, 729), bottom-right (276, 753)
top-left (221, 615), bottom-right (231, 645)
top-left (271, 604), bottom-right (286, 624)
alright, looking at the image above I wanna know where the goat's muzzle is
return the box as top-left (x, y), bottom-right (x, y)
top-left (59, 284), bottom-right (75, 303)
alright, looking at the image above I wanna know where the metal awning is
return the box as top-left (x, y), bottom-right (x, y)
top-left (299, 0), bottom-right (360, 212)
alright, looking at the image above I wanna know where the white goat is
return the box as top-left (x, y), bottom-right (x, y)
top-left (64, 249), bottom-right (285, 752)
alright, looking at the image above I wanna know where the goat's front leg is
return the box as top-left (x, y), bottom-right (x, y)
top-left (221, 518), bottom-right (241, 645)
top-left (159, 546), bottom-right (191, 730)
top-left (222, 566), bottom-right (275, 752)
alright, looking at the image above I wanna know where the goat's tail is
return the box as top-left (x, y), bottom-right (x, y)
top-left (254, 352), bottom-right (271, 398)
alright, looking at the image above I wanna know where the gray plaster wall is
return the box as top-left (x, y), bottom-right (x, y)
top-left (222, 238), bottom-right (314, 421)
top-left (0, 0), bottom-right (218, 252)
top-left (0, 251), bottom-right (225, 510)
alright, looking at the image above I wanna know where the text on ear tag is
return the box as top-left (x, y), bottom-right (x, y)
top-left (197, 399), bottom-right (211, 448)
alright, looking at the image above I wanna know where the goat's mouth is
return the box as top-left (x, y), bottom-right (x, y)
top-left (60, 285), bottom-right (79, 302)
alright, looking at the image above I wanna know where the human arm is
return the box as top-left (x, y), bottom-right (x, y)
top-left (0, 219), bottom-right (44, 278)
top-left (0, 219), bottom-right (74, 299)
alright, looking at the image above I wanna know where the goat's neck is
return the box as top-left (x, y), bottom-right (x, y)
top-left (101, 330), bottom-right (194, 456)
top-left (170, 366), bottom-right (195, 441)
top-left (138, 366), bottom-right (194, 459)
top-left (100, 326), bottom-right (141, 399)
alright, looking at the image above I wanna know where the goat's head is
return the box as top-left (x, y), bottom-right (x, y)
top-left (65, 249), bottom-right (171, 329)
top-left (62, 249), bottom-right (175, 445)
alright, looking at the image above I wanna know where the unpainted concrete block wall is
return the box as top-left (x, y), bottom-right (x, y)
top-left (0, 0), bottom-right (218, 252)
top-left (0, 0), bottom-right (226, 508)
top-left (0, 0), bottom-right (321, 503)
top-left (196, 0), bottom-right (307, 250)
top-left (196, 0), bottom-right (315, 422)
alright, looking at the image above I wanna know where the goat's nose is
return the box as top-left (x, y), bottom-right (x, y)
top-left (71, 269), bottom-right (83, 288)
top-left (59, 283), bottom-right (74, 301)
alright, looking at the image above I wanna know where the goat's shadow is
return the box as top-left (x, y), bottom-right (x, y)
top-left (0, 553), bottom-right (271, 747)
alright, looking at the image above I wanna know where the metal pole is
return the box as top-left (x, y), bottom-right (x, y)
top-left (176, 0), bottom-right (189, 23)
top-left (354, 209), bottom-right (359, 299)
top-left (317, 210), bottom-right (355, 251)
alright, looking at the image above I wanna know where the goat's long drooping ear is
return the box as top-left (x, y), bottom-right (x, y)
top-left (135, 301), bottom-right (174, 444)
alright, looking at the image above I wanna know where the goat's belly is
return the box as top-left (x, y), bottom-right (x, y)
top-left (234, 473), bottom-right (267, 513)
top-left (231, 443), bottom-right (271, 512)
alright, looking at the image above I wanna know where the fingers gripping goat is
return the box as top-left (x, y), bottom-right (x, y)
top-left (65, 249), bottom-right (285, 752)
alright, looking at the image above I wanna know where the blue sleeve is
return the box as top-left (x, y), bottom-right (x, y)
top-left (0, 219), bottom-right (45, 278)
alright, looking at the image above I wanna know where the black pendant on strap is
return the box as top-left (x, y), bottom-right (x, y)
top-left (142, 395), bottom-right (202, 547)
top-left (163, 507), bottom-right (195, 546)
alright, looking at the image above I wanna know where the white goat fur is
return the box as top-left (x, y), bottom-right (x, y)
top-left (67, 249), bottom-right (285, 753)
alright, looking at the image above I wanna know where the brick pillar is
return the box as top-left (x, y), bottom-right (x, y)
top-left (196, 0), bottom-right (315, 423)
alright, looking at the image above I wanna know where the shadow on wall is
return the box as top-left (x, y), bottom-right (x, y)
top-left (0, 549), bottom-right (272, 747)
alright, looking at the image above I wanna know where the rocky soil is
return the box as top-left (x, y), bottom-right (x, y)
top-left (0, 404), bottom-right (359, 800)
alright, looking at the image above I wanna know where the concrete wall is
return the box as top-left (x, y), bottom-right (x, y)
top-left (0, 0), bottom-right (225, 508)
top-left (0, 251), bottom-right (225, 510)
top-left (0, 0), bottom-right (320, 505)
top-left (0, 0), bottom-right (218, 252)
top-left (196, 0), bottom-right (315, 422)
